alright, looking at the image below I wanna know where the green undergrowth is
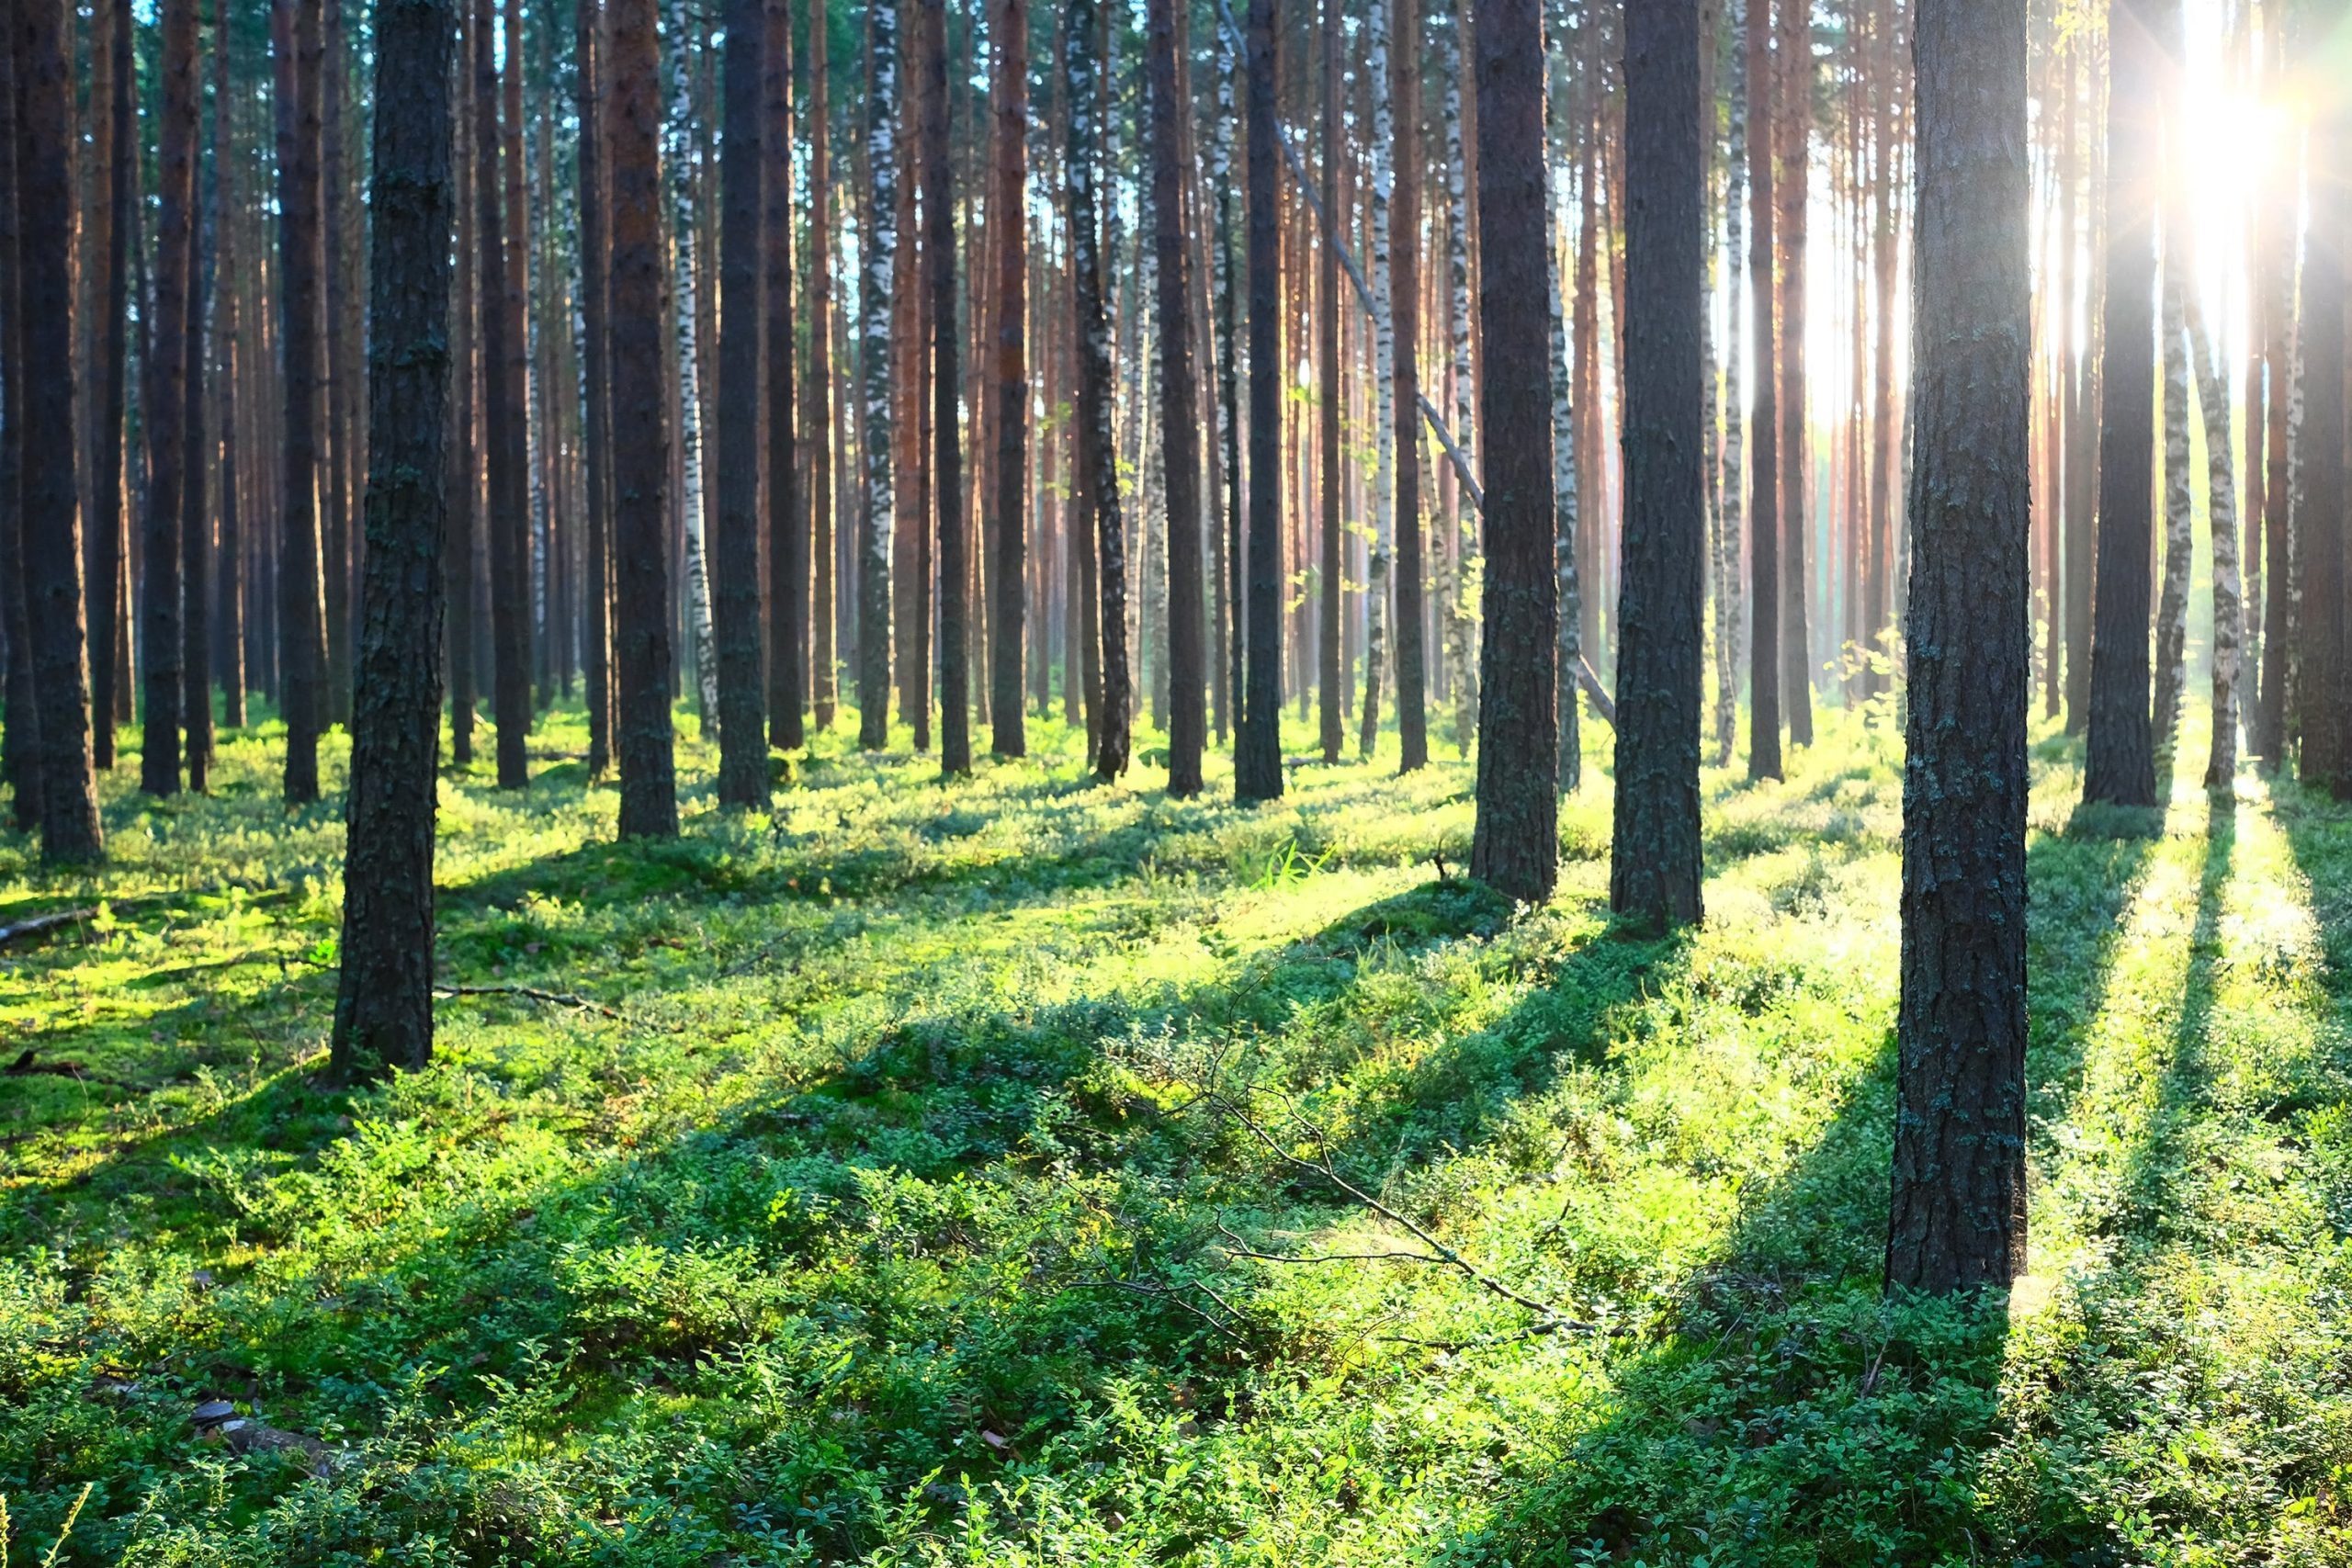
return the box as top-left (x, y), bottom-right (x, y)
top-left (1, 702), bottom-right (2346, 1565)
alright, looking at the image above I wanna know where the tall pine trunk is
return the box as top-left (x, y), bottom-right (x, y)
top-left (764, 0), bottom-right (803, 750)
top-left (1606, 0), bottom-right (1702, 929)
top-left (608, 0), bottom-right (681, 837)
top-left (144, 0), bottom-right (202, 795)
top-left (856, 0), bottom-right (899, 750)
top-left (713, 0), bottom-right (769, 804)
top-left (1234, 0), bottom-right (1283, 803)
top-left (1390, 0), bottom-right (1427, 773)
top-left (989, 0), bottom-right (1030, 756)
top-left (1150, 0), bottom-right (1204, 793)
top-left (1746, 0), bottom-right (1781, 780)
top-left (276, 0), bottom-right (329, 805)
top-left (920, 0), bottom-right (970, 774)
top-left (333, 0), bottom-right (455, 1078)
top-left (578, 0), bottom-right (615, 774)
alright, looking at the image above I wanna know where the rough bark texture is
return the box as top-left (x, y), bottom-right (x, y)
top-left (764, 0), bottom-right (803, 750)
top-left (471, 0), bottom-right (526, 788)
top-left (578, 0), bottom-right (615, 774)
top-left (989, 0), bottom-right (1029, 757)
top-left (1152, 0), bottom-right (1204, 795)
top-left (2301, 95), bottom-right (2348, 795)
top-left (856, 0), bottom-right (898, 750)
top-left (712, 0), bottom-right (769, 805)
top-left (90, 0), bottom-right (131, 771)
top-left (1775, 0), bottom-right (1812, 748)
top-left (1886, 0), bottom-right (2030, 1296)
top-left (447, 22), bottom-right (479, 764)
top-left (1746, 0), bottom-right (1781, 781)
top-left (1391, 0), bottom-right (1427, 773)
top-left (1715, 0), bottom-right (1747, 766)
top-left (16, 0), bottom-right (101, 862)
top-left (2082, 0), bottom-right (2163, 809)
top-left (1233, 0), bottom-right (1283, 804)
top-left (1464, 0), bottom-right (1558, 903)
top-left (184, 50), bottom-right (215, 795)
top-left (920, 0), bottom-right (969, 775)
top-left (807, 0), bottom-right (836, 732)
top-left (1, 27), bottom-right (44, 833)
top-left (607, 0), bottom-right (681, 837)
top-left (1070, 0), bottom-right (1128, 780)
top-left (1606, 0), bottom-right (1702, 931)
top-left (1317, 0), bottom-right (1342, 766)
top-left (1357, 0), bottom-right (1393, 760)
top-left (333, 0), bottom-right (455, 1079)
top-left (1546, 83), bottom-right (1582, 795)
top-left (277, 0), bottom-right (330, 805)
top-left (145, 0), bottom-right (202, 796)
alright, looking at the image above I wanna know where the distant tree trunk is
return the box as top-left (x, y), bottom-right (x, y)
top-left (1545, 44), bottom-right (1583, 795)
top-left (1746, 0), bottom-right (1781, 781)
top-left (1391, 0), bottom-right (1427, 774)
top-left (0, 27), bottom-right (42, 834)
top-left (471, 0), bottom-right (524, 787)
top-left (1070, 0), bottom-right (1127, 780)
top-left (333, 0), bottom-right (454, 1079)
top-left (2152, 227), bottom-right (2191, 761)
top-left (1357, 0), bottom-right (1393, 759)
top-left (1874, 0), bottom-right (1905, 708)
top-left (1150, 0), bottom-right (1204, 793)
top-left (2252, 87), bottom-right (2293, 763)
top-left (447, 28), bottom-right (479, 765)
top-left (2181, 286), bottom-right (2240, 788)
top-left (1234, 0), bottom-right (1283, 803)
top-left (607, 0), bottom-right (680, 837)
top-left (664, 0), bottom-right (719, 728)
top-left (1216, 25), bottom-right (1243, 757)
top-left (2082, 0), bottom-right (2163, 809)
top-left (143, 0), bottom-right (201, 797)
top-left (182, 11), bottom-right (216, 795)
top-left (1775, 0), bottom-right (1812, 747)
top-left (919, 0), bottom-right (969, 775)
top-left (321, 0), bottom-right (353, 730)
top-left (2300, 86), bottom-right (2348, 794)
top-left (501, 0), bottom-right (536, 728)
top-left (1439, 0), bottom-right (1477, 752)
top-left (1606, 0), bottom-right (1702, 929)
top-left (808, 14), bottom-right (837, 736)
top-left (276, 0), bottom-right (329, 805)
top-left (578, 0), bottom-right (615, 774)
top-left (989, 0), bottom-right (1030, 757)
top-left (1886, 0), bottom-right (2030, 1295)
top-left (856, 0), bottom-right (899, 750)
top-left (763, 0), bottom-right (802, 750)
top-left (712, 0), bottom-right (768, 805)
top-left (90, 0), bottom-right (131, 772)
top-left (1317, 0), bottom-right (1342, 765)
top-left (1714, 0), bottom-right (1747, 766)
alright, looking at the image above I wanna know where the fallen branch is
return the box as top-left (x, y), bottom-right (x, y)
top-left (1204, 1087), bottom-right (1595, 1338)
top-left (432, 984), bottom-right (623, 1020)
top-left (1575, 658), bottom-right (1617, 728)
top-left (1067, 1277), bottom-right (1246, 1342)
top-left (0, 908), bottom-right (94, 950)
top-left (4, 1049), bottom-right (135, 1091)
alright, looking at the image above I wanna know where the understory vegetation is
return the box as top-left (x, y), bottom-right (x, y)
top-left (2, 706), bottom-right (2348, 1565)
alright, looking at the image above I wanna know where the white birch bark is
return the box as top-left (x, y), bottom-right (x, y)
top-left (1717, 0), bottom-right (1747, 764)
top-left (662, 0), bottom-right (719, 724)
top-left (2182, 282), bottom-right (2240, 787)
top-left (2153, 232), bottom-right (2192, 758)
top-left (1358, 0), bottom-right (1394, 757)
top-left (857, 0), bottom-right (899, 746)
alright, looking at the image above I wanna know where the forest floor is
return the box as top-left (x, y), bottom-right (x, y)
top-left (2, 701), bottom-right (2349, 1565)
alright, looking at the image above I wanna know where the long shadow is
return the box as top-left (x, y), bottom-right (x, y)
top-left (1446, 800), bottom-right (2165, 1563)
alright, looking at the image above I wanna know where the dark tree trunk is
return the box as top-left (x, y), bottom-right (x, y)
top-left (855, 0), bottom-right (898, 750)
top-left (2061, 39), bottom-right (2095, 734)
top-left (1150, 0), bottom-right (1203, 794)
top-left (920, 0), bottom-right (970, 774)
top-left (2082, 0), bottom-right (2163, 808)
top-left (0, 24), bottom-right (40, 833)
top-left (765, 0), bottom-right (804, 751)
top-left (989, 0), bottom-right (1030, 758)
top-left (1745, 0), bottom-right (1781, 780)
top-left (468, 0), bottom-right (521, 785)
top-left (90, 0), bottom-right (131, 772)
top-left (321, 0), bottom-right (353, 729)
top-left (184, 25), bottom-right (216, 794)
top-left (1390, 0), bottom-right (1426, 773)
top-left (447, 22), bottom-right (478, 765)
top-left (16, 0), bottom-right (101, 862)
top-left (1069, 0), bottom-right (1127, 780)
top-left (1234, 0), bottom-right (1283, 804)
top-left (2301, 89), bottom-right (2348, 793)
top-left (1317, 0), bottom-right (1341, 765)
top-left (606, 0), bottom-right (679, 837)
top-left (144, 0), bottom-right (202, 797)
top-left (1605, 0), bottom-right (1702, 929)
top-left (578, 0), bottom-right (615, 774)
top-left (713, 0), bottom-right (769, 805)
top-left (808, 0), bottom-right (835, 733)
top-left (1775, 0), bottom-right (1812, 747)
top-left (276, 0), bottom-right (329, 805)
top-left (333, 0), bottom-right (455, 1079)
top-left (1886, 0), bottom-right (2030, 1294)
